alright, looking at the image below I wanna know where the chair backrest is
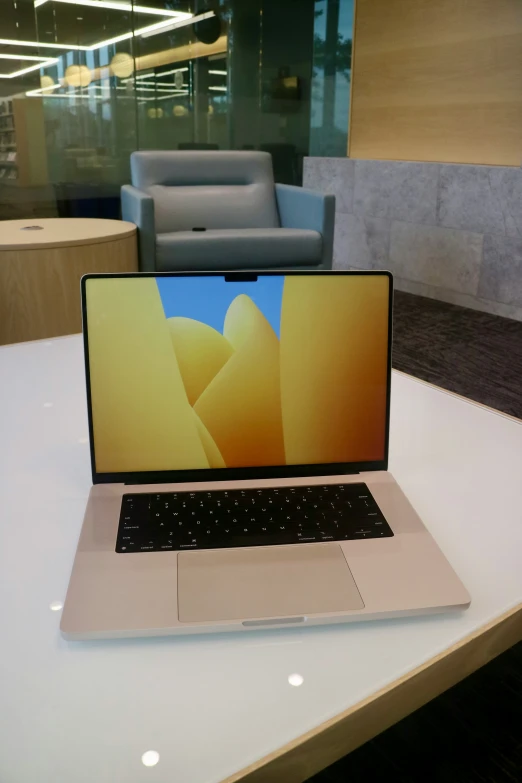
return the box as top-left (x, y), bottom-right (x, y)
top-left (130, 151), bottom-right (280, 233)
top-left (177, 142), bottom-right (219, 150)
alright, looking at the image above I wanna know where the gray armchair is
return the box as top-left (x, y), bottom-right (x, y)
top-left (121, 151), bottom-right (335, 272)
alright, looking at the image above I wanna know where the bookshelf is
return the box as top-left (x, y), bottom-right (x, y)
top-left (0, 97), bottom-right (48, 187)
top-left (0, 100), bottom-right (17, 184)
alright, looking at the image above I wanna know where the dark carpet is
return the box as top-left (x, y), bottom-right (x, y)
top-left (392, 291), bottom-right (522, 419)
top-left (308, 292), bottom-right (522, 783)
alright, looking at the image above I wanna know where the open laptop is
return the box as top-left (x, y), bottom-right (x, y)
top-left (61, 270), bottom-right (470, 640)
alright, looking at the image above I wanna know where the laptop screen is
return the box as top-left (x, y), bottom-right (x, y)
top-left (83, 272), bottom-right (391, 479)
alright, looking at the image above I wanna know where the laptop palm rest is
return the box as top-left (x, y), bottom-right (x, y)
top-left (177, 544), bottom-right (364, 623)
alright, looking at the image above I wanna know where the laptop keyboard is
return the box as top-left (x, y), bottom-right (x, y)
top-left (116, 483), bottom-right (393, 553)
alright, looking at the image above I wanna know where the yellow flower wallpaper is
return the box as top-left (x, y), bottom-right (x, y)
top-left (86, 274), bottom-right (389, 473)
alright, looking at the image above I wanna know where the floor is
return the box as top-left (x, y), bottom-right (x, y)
top-left (392, 292), bottom-right (522, 419)
top-left (308, 292), bottom-right (522, 783)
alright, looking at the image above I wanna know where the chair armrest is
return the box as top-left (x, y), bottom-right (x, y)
top-left (275, 183), bottom-right (335, 269)
top-left (121, 185), bottom-right (156, 273)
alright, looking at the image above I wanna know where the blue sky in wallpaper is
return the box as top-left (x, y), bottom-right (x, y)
top-left (156, 276), bottom-right (285, 337)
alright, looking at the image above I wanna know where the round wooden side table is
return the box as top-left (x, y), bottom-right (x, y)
top-left (0, 218), bottom-right (138, 345)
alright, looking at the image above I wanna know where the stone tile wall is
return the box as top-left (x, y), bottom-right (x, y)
top-left (303, 158), bottom-right (522, 321)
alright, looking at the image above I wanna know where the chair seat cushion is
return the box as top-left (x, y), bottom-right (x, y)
top-left (155, 228), bottom-right (322, 271)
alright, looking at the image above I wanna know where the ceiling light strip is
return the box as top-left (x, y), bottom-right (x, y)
top-left (118, 80), bottom-right (185, 87)
top-left (133, 5), bottom-right (190, 17)
top-left (25, 92), bottom-right (96, 99)
top-left (82, 16), bottom-right (190, 50)
top-left (6, 7), bottom-right (200, 76)
top-left (0, 53), bottom-right (51, 61)
top-left (93, 84), bottom-right (186, 92)
top-left (0, 37), bottom-right (90, 51)
top-left (154, 67), bottom-right (189, 76)
top-left (141, 92), bottom-right (188, 100)
top-left (26, 84), bottom-right (60, 95)
top-left (140, 10), bottom-right (214, 39)
top-left (34, 0), bottom-right (191, 17)
top-left (0, 57), bottom-right (58, 79)
top-left (122, 68), bottom-right (189, 82)
top-left (25, 89), bottom-right (188, 99)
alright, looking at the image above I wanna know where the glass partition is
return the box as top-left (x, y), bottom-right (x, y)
top-left (310, 0), bottom-right (354, 156)
top-left (0, 0), bottom-right (353, 221)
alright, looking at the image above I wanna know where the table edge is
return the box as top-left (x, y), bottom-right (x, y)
top-left (0, 221), bottom-right (136, 250)
top-left (221, 602), bottom-right (522, 783)
top-left (392, 369), bottom-right (522, 425)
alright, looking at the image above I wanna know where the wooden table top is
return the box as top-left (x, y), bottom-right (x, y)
top-left (0, 218), bottom-right (136, 250)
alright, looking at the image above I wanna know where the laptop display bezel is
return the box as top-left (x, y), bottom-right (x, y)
top-left (81, 270), bottom-right (393, 485)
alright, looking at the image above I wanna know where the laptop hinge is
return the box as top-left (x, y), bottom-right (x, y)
top-left (122, 469), bottom-right (361, 486)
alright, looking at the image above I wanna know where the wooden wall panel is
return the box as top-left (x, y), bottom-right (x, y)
top-left (349, 0), bottom-right (522, 166)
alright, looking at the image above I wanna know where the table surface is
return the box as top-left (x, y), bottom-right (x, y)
top-left (0, 335), bottom-right (521, 783)
top-left (0, 218), bottom-right (136, 250)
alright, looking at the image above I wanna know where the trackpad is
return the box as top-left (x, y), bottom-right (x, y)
top-left (178, 544), bottom-right (364, 623)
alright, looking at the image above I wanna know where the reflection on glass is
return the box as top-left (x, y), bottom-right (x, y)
top-left (310, 0), bottom-right (354, 156)
top-left (288, 673), bottom-right (304, 686)
top-left (141, 750), bottom-right (160, 767)
top-left (0, 0), bottom-right (353, 221)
